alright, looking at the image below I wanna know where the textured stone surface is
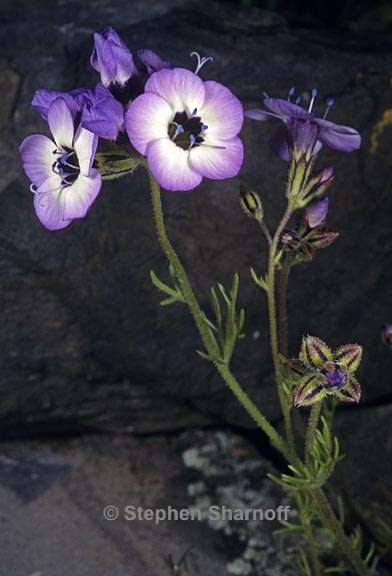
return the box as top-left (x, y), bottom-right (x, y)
top-left (0, 430), bottom-right (290, 576)
top-left (0, 0), bottom-right (392, 441)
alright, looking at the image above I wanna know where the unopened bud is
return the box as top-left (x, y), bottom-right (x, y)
top-left (305, 197), bottom-right (329, 228)
top-left (240, 184), bottom-right (263, 221)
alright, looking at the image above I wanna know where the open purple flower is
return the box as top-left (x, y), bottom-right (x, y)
top-left (246, 88), bottom-right (361, 161)
top-left (125, 67), bottom-right (244, 191)
top-left (19, 98), bottom-right (101, 230)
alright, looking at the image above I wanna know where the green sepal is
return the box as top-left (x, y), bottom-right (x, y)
top-left (300, 335), bottom-right (333, 369)
top-left (294, 373), bottom-right (327, 407)
top-left (335, 343), bottom-right (363, 374)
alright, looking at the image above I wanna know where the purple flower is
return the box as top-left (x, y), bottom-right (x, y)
top-left (80, 84), bottom-right (124, 140)
top-left (90, 27), bottom-right (136, 88)
top-left (32, 87), bottom-right (93, 119)
top-left (305, 197), bottom-right (329, 228)
top-left (125, 67), bottom-right (244, 191)
top-left (90, 28), bottom-right (170, 101)
top-left (246, 88), bottom-right (361, 161)
top-left (19, 98), bottom-right (101, 230)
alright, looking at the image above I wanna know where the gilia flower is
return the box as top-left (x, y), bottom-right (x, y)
top-left (245, 88), bottom-right (361, 161)
top-left (287, 336), bottom-right (362, 407)
top-left (90, 28), bottom-right (169, 101)
top-left (90, 27), bottom-right (136, 88)
top-left (125, 67), bottom-right (244, 191)
top-left (19, 98), bottom-right (101, 230)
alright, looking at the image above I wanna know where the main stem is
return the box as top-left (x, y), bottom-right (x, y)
top-left (148, 171), bottom-right (371, 576)
top-left (266, 205), bottom-right (296, 457)
top-left (305, 401), bottom-right (322, 467)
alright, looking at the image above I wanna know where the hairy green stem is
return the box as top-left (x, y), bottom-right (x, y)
top-left (266, 205), bottom-right (296, 457)
top-left (278, 258), bottom-right (292, 357)
top-left (305, 401), bottom-right (323, 467)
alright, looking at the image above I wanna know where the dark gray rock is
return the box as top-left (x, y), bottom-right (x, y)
top-left (0, 0), bottom-right (392, 441)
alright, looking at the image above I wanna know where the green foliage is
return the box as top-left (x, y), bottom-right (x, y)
top-left (269, 416), bottom-right (343, 491)
top-left (95, 141), bottom-right (143, 180)
top-left (150, 265), bottom-right (186, 306)
top-left (197, 273), bottom-right (245, 365)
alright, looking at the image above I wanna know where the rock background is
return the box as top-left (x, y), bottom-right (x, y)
top-left (0, 0), bottom-right (391, 545)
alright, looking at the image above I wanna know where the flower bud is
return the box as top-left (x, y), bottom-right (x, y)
top-left (240, 184), bottom-right (263, 221)
top-left (305, 197), bottom-right (329, 228)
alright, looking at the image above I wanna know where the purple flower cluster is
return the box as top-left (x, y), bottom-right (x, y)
top-left (20, 28), bottom-right (244, 230)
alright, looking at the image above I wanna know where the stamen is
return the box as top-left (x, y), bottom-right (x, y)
top-left (201, 124), bottom-right (208, 131)
top-left (324, 96), bottom-right (335, 118)
top-left (189, 134), bottom-right (196, 149)
top-left (308, 88), bottom-right (318, 113)
top-left (191, 108), bottom-right (197, 117)
top-left (190, 52), bottom-right (213, 75)
top-left (171, 123), bottom-right (184, 140)
top-left (295, 96), bottom-right (302, 105)
top-left (287, 86), bottom-right (295, 101)
top-left (60, 159), bottom-right (79, 170)
top-left (30, 183), bottom-right (38, 194)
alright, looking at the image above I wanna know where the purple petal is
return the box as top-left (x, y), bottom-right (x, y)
top-left (269, 126), bottom-right (290, 161)
top-left (199, 81), bottom-right (243, 140)
top-left (32, 88), bottom-right (92, 120)
top-left (264, 97), bottom-right (311, 121)
top-left (73, 126), bottom-right (98, 175)
top-left (306, 197), bottom-right (329, 228)
top-left (316, 118), bottom-right (361, 152)
top-left (62, 169), bottom-right (102, 220)
top-left (147, 138), bottom-right (202, 191)
top-left (137, 49), bottom-right (170, 74)
top-left (90, 27), bottom-right (136, 87)
top-left (34, 175), bottom-right (70, 231)
top-left (189, 137), bottom-right (243, 180)
top-left (81, 84), bottom-right (124, 140)
top-left (47, 98), bottom-right (75, 149)
top-left (288, 118), bottom-right (320, 157)
top-left (245, 109), bottom-right (271, 122)
top-left (145, 67), bottom-right (205, 116)
top-left (126, 92), bottom-right (173, 155)
top-left (19, 134), bottom-right (56, 186)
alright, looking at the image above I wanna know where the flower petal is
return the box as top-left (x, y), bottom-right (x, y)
top-left (245, 109), bottom-right (271, 122)
top-left (335, 344), bottom-right (363, 373)
top-left (126, 93), bottom-right (173, 155)
top-left (81, 84), bottom-right (124, 141)
top-left (147, 138), bottom-right (202, 191)
top-left (316, 118), bottom-right (361, 152)
top-left (145, 68), bottom-right (205, 115)
top-left (47, 98), bottom-right (75, 150)
top-left (294, 373), bottom-right (327, 407)
top-left (34, 175), bottom-right (70, 231)
top-left (63, 169), bottom-right (102, 220)
top-left (137, 48), bottom-right (170, 74)
top-left (264, 97), bottom-right (311, 121)
top-left (199, 81), bottom-right (243, 140)
top-left (269, 126), bottom-right (290, 161)
top-left (300, 335), bottom-right (333, 368)
top-left (19, 134), bottom-right (56, 186)
top-left (306, 198), bottom-right (329, 228)
top-left (189, 137), bottom-right (243, 180)
top-left (90, 27), bottom-right (136, 87)
top-left (73, 126), bottom-right (98, 175)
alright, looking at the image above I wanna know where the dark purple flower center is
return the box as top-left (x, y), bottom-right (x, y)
top-left (323, 363), bottom-right (347, 389)
top-left (168, 109), bottom-right (206, 150)
top-left (52, 147), bottom-right (80, 187)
